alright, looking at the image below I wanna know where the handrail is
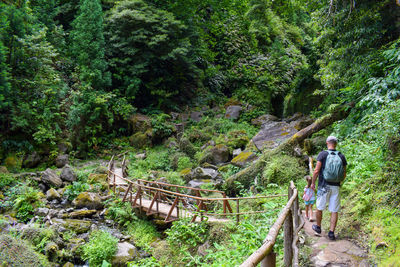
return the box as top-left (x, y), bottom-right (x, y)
top-left (108, 169), bottom-right (286, 202)
top-left (240, 181), bottom-right (302, 267)
top-left (137, 178), bottom-right (225, 194)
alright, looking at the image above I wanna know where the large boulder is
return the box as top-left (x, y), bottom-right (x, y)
top-left (72, 192), bottom-right (103, 210)
top-left (200, 144), bottom-right (230, 165)
top-left (225, 105), bottom-right (242, 120)
top-left (55, 154), bottom-right (69, 168)
top-left (190, 111), bottom-right (203, 122)
top-left (60, 165), bottom-right (77, 182)
top-left (231, 151), bottom-right (258, 168)
top-left (252, 121), bottom-right (298, 151)
top-left (129, 132), bottom-right (151, 149)
top-left (63, 210), bottom-right (97, 219)
top-left (112, 242), bottom-right (139, 267)
top-left (22, 151), bottom-right (41, 168)
top-left (251, 114), bottom-right (279, 126)
top-left (42, 168), bottom-right (63, 188)
top-left (88, 173), bottom-right (108, 186)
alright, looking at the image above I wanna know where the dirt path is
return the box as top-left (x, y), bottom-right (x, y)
top-left (302, 211), bottom-right (369, 267)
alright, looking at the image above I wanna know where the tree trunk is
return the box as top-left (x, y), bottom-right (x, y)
top-left (225, 104), bottom-right (352, 195)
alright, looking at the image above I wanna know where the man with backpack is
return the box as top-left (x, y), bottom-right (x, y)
top-left (311, 136), bottom-right (347, 240)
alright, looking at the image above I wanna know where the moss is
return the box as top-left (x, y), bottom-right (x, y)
top-left (179, 137), bottom-right (197, 158)
top-left (231, 152), bottom-right (255, 164)
top-left (179, 168), bottom-right (191, 176)
top-left (4, 155), bottom-right (21, 172)
top-left (129, 132), bottom-right (151, 149)
top-left (0, 234), bottom-right (50, 266)
top-left (0, 166), bottom-right (9, 173)
top-left (262, 153), bottom-right (305, 184)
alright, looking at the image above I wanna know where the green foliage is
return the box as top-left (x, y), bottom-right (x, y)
top-left (106, 198), bottom-right (138, 227)
top-left (166, 219), bottom-right (208, 248)
top-left (126, 220), bottom-right (160, 249)
top-left (177, 156), bottom-right (193, 171)
top-left (64, 181), bottom-right (90, 201)
top-left (105, 0), bottom-right (198, 109)
top-left (262, 154), bottom-right (305, 184)
top-left (151, 113), bottom-right (175, 142)
top-left (129, 146), bottom-right (172, 176)
top-left (69, 0), bottom-right (110, 89)
top-left (0, 172), bottom-right (15, 190)
top-left (82, 230), bottom-right (118, 267)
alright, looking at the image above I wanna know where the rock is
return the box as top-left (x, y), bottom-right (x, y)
top-left (129, 132), bottom-right (151, 149)
top-left (0, 166), bottom-right (9, 173)
top-left (200, 140), bottom-right (216, 150)
top-left (252, 121), bottom-right (298, 150)
top-left (197, 241), bottom-right (211, 257)
top-left (45, 241), bottom-right (59, 256)
top-left (233, 148), bottom-right (242, 158)
top-left (60, 165), bottom-right (76, 182)
top-left (191, 167), bottom-right (222, 180)
top-left (38, 183), bottom-right (47, 193)
top-left (63, 209), bottom-right (97, 219)
top-left (95, 165), bottom-right (108, 174)
top-left (57, 142), bottom-right (71, 154)
top-left (36, 207), bottom-right (50, 216)
top-left (46, 188), bottom-right (61, 201)
top-left (190, 111), bottom-right (203, 122)
top-left (55, 154), bottom-right (69, 168)
top-left (88, 173), bottom-right (107, 186)
top-left (200, 144), bottom-right (230, 165)
top-left (22, 151), bottom-right (41, 168)
top-left (167, 140), bottom-right (178, 149)
top-left (289, 115), bottom-right (314, 130)
top-left (231, 151), bottom-right (258, 168)
top-left (188, 179), bottom-right (204, 189)
top-left (41, 168), bottom-right (63, 188)
top-left (225, 105), bottom-right (242, 120)
top-left (285, 112), bottom-right (304, 123)
top-left (129, 113), bottom-right (151, 133)
top-left (135, 153), bottom-right (146, 160)
top-left (72, 192), bottom-right (103, 210)
top-left (63, 262), bottom-right (74, 267)
top-left (170, 112), bottom-right (180, 120)
top-left (53, 219), bottom-right (91, 234)
top-left (251, 114), bottom-right (279, 126)
top-left (112, 242), bottom-right (139, 267)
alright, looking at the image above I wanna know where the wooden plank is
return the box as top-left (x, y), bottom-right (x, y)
top-left (165, 197), bottom-right (179, 222)
top-left (122, 183), bottom-right (132, 202)
top-left (284, 209), bottom-right (293, 267)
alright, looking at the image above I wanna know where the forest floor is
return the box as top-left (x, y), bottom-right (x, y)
top-left (302, 211), bottom-right (369, 267)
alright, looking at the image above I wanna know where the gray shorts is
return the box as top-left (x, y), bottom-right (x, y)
top-left (316, 185), bottom-right (341, 212)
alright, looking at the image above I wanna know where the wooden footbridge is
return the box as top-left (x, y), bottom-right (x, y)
top-left (107, 155), bottom-right (304, 266)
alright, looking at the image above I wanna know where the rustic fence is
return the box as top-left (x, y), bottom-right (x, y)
top-left (240, 181), bottom-right (304, 267)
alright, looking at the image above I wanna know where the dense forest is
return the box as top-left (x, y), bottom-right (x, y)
top-left (0, 0), bottom-right (400, 266)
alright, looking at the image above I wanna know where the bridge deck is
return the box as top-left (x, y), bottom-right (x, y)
top-left (110, 168), bottom-right (229, 223)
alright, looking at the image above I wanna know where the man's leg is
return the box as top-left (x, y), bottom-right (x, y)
top-left (316, 209), bottom-right (323, 226)
top-left (330, 212), bottom-right (338, 232)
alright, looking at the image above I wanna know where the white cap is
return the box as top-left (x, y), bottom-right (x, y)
top-left (326, 136), bottom-right (338, 143)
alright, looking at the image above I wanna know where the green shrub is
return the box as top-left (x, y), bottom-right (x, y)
top-left (64, 181), bottom-right (90, 201)
top-left (82, 230), bottom-right (118, 267)
top-left (13, 186), bottom-right (42, 222)
top-left (151, 113), bottom-right (175, 143)
top-left (262, 154), bottom-right (305, 184)
top-left (106, 198), bottom-right (138, 227)
top-left (0, 173), bottom-right (15, 190)
top-left (177, 156), bottom-right (192, 171)
top-left (126, 220), bottom-right (160, 249)
top-left (179, 137), bottom-right (197, 158)
top-left (166, 219), bottom-right (208, 248)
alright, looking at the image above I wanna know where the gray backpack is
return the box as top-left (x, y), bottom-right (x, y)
top-left (322, 150), bottom-right (345, 183)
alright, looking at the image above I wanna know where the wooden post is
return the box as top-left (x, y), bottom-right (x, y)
top-left (284, 209), bottom-right (293, 267)
top-left (260, 250), bottom-right (276, 267)
top-left (236, 199), bottom-right (240, 224)
top-left (223, 193), bottom-right (227, 217)
top-left (293, 191), bottom-right (299, 229)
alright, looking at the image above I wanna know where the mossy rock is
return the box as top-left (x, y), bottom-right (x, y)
top-left (72, 192), bottom-right (103, 210)
top-left (199, 144), bottom-right (230, 165)
top-left (129, 114), bottom-right (152, 133)
top-left (179, 168), bottom-right (191, 176)
top-left (129, 132), bottom-right (151, 149)
top-left (0, 234), bottom-right (50, 266)
top-left (179, 137), bottom-right (197, 158)
top-left (53, 219), bottom-right (91, 234)
top-left (63, 210), bottom-right (97, 219)
top-left (262, 154), bottom-right (305, 184)
top-left (4, 155), bottom-right (21, 172)
top-left (231, 152), bottom-right (258, 168)
top-left (88, 173), bottom-right (108, 187)
top-left (0, 166), bottom-right (9, 173)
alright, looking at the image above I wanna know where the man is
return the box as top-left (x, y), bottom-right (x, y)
top-left (311, 136), bottom-right (347, 240)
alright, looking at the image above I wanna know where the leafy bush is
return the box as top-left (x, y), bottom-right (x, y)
top-left (166, 219), bottom-right (208, 248)
top-left (0, 172), bottom-right (15, 190)
top-left (177, 156), bottom-right (192, 171)
top-left (262, 154), bottom-right (305, 184)
top-left (151, 113), bottom-right (175, 143)
top-left (13, 186), bottom-right (42, 222)
top-left (106, 198), bottom-right (138, 227)
top-left (126, 220), bottom-right (160, 249)
top-left (82, 230), bottom-right (118, 267)
top-left (64, 181), bottom-right (90, 201)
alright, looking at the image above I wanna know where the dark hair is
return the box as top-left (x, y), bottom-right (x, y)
top-left (305, 175), bottom-right (312, 188)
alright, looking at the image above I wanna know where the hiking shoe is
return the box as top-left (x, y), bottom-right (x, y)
top-left (312, 224), bottom-right (321, 234)
top-left (328, 231), bottom-right (336, 240)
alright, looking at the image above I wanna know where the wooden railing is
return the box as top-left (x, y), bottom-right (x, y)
top-left (240, 181), bottom-right (304, 267)
top-left (106, 156), bottom-right (287, 224)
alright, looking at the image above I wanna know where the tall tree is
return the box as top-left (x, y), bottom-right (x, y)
top-left (69, 0), bottom-right (110, 90)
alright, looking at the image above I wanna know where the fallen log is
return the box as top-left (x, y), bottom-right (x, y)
top-left (225, 104), bottom-right (352, 195)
